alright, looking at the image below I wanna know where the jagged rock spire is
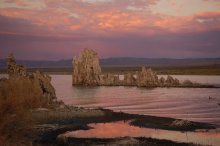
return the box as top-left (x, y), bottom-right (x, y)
top-left (72, 48), bottom-right (102, 86)
top-left (7, 53), bottom-right (27, 77)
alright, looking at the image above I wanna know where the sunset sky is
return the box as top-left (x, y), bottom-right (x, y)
top-left (0, 0), bottom-right (220, 60)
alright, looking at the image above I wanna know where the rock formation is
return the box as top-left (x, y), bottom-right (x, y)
top-left (6, 53), bottom-right (56, 101)
top-left (7, 53), bottom-right (27, 77)
top-left (32, 71), bottom-right (56, 100)
top-left (136, 67), bottom-right (159, 87)
top-left (171, 119), bottom-right (195, 128)
top-left (165, 75), bottom-right (180, 86)
top-left (71, 49), bottom-right (203, 88)
top-left (124, 73), bottom-right (136, 86)
top-left (158, 76), bottom-right (166, 86)
top-left (182, 80), bottom-right (193, 87)
top-left (72, 48), bottom-right (101, 86)
top-left (103, 73), bottom-right (120, 86)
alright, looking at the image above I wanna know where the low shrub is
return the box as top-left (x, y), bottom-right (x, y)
top-left (0, 77), bottom-right (49, 145)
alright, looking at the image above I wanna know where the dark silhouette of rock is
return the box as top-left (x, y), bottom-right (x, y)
top-left (72, 48), bottom-right (101, 86)
top-left (6, 53), bottom-right (56, 101)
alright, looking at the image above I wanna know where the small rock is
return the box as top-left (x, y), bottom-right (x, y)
top-left (171, 119), bottom-right (195, 128)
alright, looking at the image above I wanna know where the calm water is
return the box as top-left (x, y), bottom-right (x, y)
top-left (63, 121), bottom-right (220, 146)
top-left (51, 75), bottom-right (220, 125)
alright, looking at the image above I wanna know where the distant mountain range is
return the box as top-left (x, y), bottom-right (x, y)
top-left (1, 57), bottom-right (220, 69)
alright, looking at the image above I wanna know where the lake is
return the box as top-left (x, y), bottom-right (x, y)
top-left (63, 121), bottom-right (220, 146)
top-left (51, 75), bottom-right (220, 125)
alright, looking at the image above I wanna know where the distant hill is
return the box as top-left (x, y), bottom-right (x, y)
top-left (100, 58), bottom-right (220, 67)
top-left (1, 57), bottom-right (220, 69)
top-left (0, 59), bottom-right (72, 68)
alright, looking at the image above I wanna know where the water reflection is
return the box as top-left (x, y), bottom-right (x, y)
top-left (71, 86), bottom-right (100, 106)
top-left (73, 86), bottom-right (99, 98)
top-left (63, 121), bottom-right (220, 146)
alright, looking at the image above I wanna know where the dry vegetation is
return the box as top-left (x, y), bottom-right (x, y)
top-left (0, 77), bottom-right (49, 146)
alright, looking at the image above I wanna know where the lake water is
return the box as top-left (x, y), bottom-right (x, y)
top-left (63, 121), bottom-right (220, 146)
top-left (51, 75), bottom-right (220, 125)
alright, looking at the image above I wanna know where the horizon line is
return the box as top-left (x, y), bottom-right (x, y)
top-left (1, 57), bottom-right (220, 61)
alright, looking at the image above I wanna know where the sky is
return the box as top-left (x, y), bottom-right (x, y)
top-left (0, 0), bottom-right (220, 60)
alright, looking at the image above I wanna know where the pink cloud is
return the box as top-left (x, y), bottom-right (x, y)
top-left (0, 0), bottom-right (220, 36)
top-left (0, 0), bottom-right (220, 59)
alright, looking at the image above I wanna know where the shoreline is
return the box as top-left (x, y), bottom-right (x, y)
top-left (1, 73), bottom-right (219, 88)
top-left (32, 106), bottom-right (217, 146)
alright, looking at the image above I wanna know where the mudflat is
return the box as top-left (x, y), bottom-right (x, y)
top-left (32, 106), bottom-right (216, 146)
